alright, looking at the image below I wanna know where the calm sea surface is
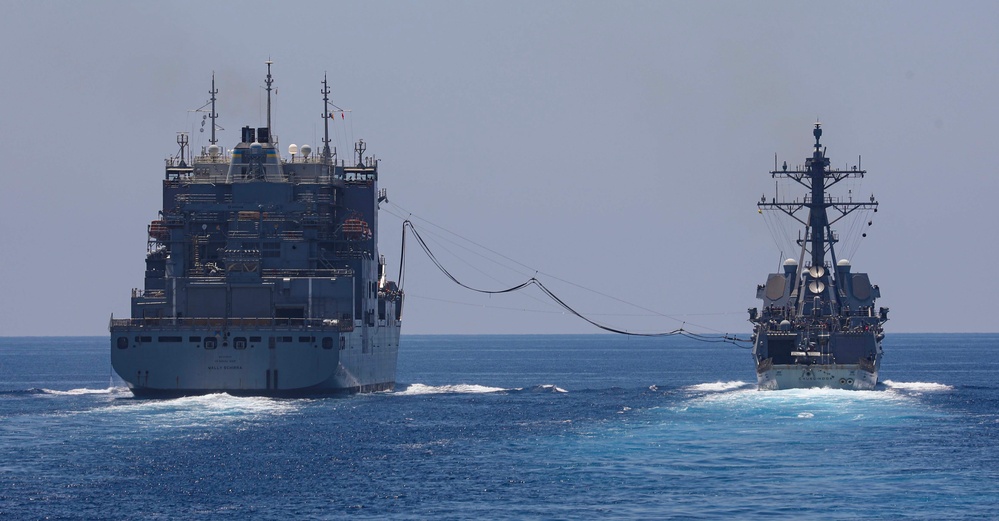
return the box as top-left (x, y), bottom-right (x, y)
top-left (1, 334), bottom-right (997, 520)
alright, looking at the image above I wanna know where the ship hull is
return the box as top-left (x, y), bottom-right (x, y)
top-left (756, 363), bottom-right (878, 390)
top-left (111, 321), bottom-right (400, 397)
top-left (752, 330), bottom-right (882, 391)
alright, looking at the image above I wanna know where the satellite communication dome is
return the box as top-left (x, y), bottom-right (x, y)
top-left (300, 144), bottom-right (312, 158)
top-left (207, 144), bottom-right (221, 157)
top-left (288, 144), bottom-right (299, 156)
top-left (837, 259), bottom-right (851, 266)
top-left (783, 258), bottom-right (798, 266)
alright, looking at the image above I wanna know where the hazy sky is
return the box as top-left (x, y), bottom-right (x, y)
top-left (2, 1), bottom-right (997, 336)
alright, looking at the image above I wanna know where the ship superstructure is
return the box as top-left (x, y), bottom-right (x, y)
top-left (110, 65), bottom-right (402, 396)
top-left (749, 124), bottom-right (887, 390)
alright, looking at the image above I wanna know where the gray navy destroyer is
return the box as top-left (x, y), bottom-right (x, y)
top-left (749, 124), bottom-right (888, 390)
top-left (110, 64), bottom-right (402, 396)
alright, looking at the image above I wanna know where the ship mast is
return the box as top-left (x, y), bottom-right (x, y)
top-left (209, 73), bottom-right (219, 145)
top-left (806, 124), bottom-right (831, 269)
top-left (321, 73), bottom-right (332, 162)
top-left (759, 123), bottom-right (878, 270)
top-left (265, 60), bottom-right (274, 139)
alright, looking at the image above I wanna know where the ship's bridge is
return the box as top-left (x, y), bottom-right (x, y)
top-left (228, 126), bottom-right (284, 182)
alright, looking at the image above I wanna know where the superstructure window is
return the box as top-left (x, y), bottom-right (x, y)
top-left (249, 336), bottom-right (262, 342)
top-left (205, 338), bottom-right (218, 350)
top-left (189, 336), bottom-right (202, 343)
top-left (234, 337), bottom-right (247, 350)
top-left (116, 337), bottom-right (129, 349)
top-left (299, 336), bottom-right (314, 343)
top-left (322, 337), bottom-right (334, 350)
top-left (159, 336), bottom-right (182, 343)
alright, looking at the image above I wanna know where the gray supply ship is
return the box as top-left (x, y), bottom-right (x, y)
top-left (110, 64), bottom-right (402, 396)
top-left (749, 124), bottom-right (887, 390)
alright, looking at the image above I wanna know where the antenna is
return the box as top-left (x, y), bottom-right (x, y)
top-left (321, 73), bottom-right (332, 161)
top-left (209, 73), bottom-right (219, 145)
top-left (265, 60), bottom-right (274, 137)
top-left (355, 139), bottom-right (366, 167)
top-left (176, 132), bottom-right (189, 167)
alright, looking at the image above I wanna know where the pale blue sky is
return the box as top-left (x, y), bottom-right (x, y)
top-left (1, 1), bottom-right (996, 335)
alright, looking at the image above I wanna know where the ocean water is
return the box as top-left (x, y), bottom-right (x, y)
top-left (1, 334), bottom-right (997, 520)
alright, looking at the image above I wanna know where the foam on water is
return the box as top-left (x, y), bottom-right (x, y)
top-left (41, 387), bottom-right (125, 396)
top-left (85, 392), bottom-right (304, 431)
top-left (524, 384), bottom-right (568, 393)
top-left (883, 380), bottom-right (954, 392)
top-left (669, 381), bottom-right (943, 424)
top-left (684, 380), bottom-right (752, 392)
top-left (394, 383), bottom-right (508, 395)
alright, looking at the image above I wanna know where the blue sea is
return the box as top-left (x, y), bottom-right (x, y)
top-left (1, 334), bottom-right (997, 520)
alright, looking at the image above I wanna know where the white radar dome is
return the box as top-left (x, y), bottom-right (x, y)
top-left (837, 259), bottom-right (851, 266)
top-left (300, 144), bottom-right (312, 158)
top-left (288, 144), bottom-right (299, 156)
top-left (783, 258), bottom-right (798, 266)
top-left (207, 144), bottom-right (221, 157)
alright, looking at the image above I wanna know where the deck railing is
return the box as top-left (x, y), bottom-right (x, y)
top-left (109, 317), bottom-right (355, 332)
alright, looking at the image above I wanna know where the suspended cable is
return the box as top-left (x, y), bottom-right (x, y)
top-left (384, 205), bottom-right (556, 310)
top-left (386, 201), bottom-right (732, 334)
top-left (398, 219), bottom-right (751, 347)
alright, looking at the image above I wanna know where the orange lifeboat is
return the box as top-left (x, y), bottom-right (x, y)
top-left (148, 220), bottom-right (169, 240)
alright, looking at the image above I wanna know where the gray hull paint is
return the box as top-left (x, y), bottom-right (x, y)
top-left (112, 321), bottom-right (400, 396)
top-left (752, 329), bottom-right (883, 390)
top-left (757, 364), bottom-right (878, 391)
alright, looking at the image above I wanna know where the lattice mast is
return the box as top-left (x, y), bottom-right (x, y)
top-left (759, 123), bottom-right (878, 271)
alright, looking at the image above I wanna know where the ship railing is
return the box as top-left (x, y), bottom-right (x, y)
top-left (109, 317), bottom-right (355, 332)
top-left (131, 288), bottom-right (165, 299)
top-left (189, 212), bottom-right (224, 223)
top-left (227, 231), bottom-right (261, 239)
top-left (193, 153), bottom-right (229, 164)
top-left (176, 193), bottom-right (220, 204)
top-left (261, 268), bottom-right (354, 278)
top-left (164, 214), bottom-right (186, 226)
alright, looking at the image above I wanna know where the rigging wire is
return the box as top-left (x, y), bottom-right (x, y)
top-left (383, 205), bottom-right (556, 311)
top-left (397, 218), bottom-right (751, 347)
top-left (386, 201), bottom-right (735, 334)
